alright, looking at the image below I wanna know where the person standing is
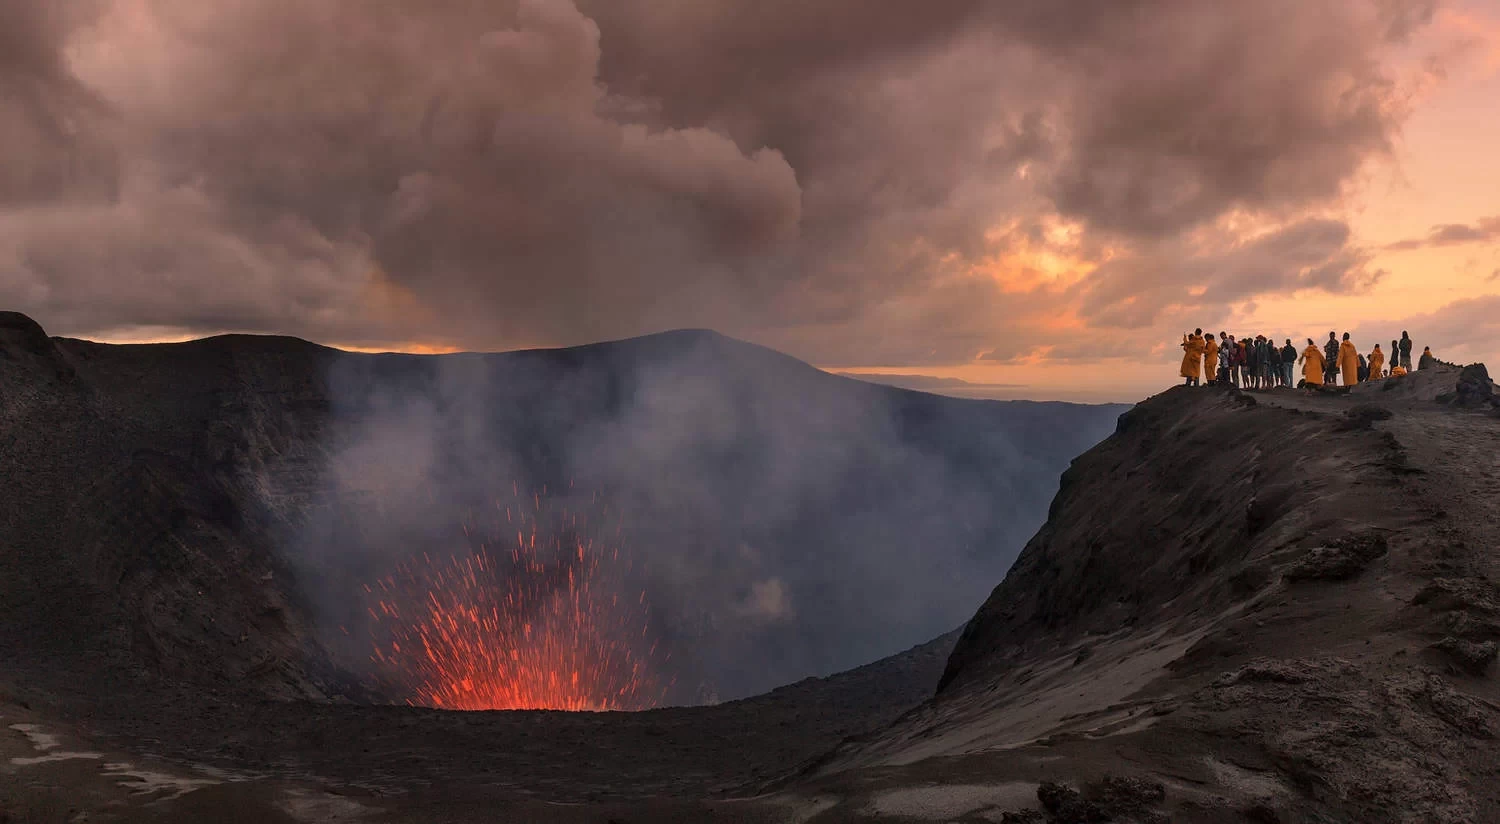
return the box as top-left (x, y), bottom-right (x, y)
top-left (1247, 336), bottom-right (1262, 389)
top-left (1180, 330), bottom-right (1205, 386)
top-left (1203, 332), bottom-right (1220, 386)
top-left (1368, 344), bottom-right (1385, 380)
top-left (1218, 333), bottom-right (1232, 385)
top-left (1266, 337), bottom-right (1282, 387)
top-left (1323, 332), bottom-right (1340, 386)
top-left (1399, 332), bottom-right (1414, 370)
top-left (1300, 338), bottom-right (1325, 391)
top-left (1339, 333), bottom-right (1360, 386)
top-left (1281, 339), bottom-right (1298, 388)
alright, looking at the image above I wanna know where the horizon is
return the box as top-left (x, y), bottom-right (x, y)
top-left (27, 315), bottom-right (1145, 404)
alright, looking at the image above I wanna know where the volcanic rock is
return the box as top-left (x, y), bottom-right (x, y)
top-left (1435, 364), bottom-right (1497, 409)
top-left (1432, 637), bottom-right (1498, 675)
top-left (1282, 533), bottom-right (1389, 581)
top-left (1337, 402), bottom-right (1395, 431)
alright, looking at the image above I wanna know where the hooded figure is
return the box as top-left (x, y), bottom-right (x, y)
top-left (1301, 338), bottom-right (1325, 388)
top-left (1202, 334), bottom-right (1220, 384)
top-left (1369, 344), bottom-right (1385, 379)
top-left (1339, 333), bottom-right (1360, 386)
top-left (1399, 332), bottom-right (1414, 369)
top-left (1180, 330), bottom-right (1205, 384)
top-left (1419, 346), bottom-right (1436, 370)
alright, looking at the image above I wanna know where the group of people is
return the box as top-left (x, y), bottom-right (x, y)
top-left (1179, 329), bottom-right (1438, 390)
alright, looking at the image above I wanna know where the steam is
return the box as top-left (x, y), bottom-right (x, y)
top-left (283, 331), bottom-right (1121, 703)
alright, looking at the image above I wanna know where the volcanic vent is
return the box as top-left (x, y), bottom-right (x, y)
top-left (359, 486), bottom-right (669, 711)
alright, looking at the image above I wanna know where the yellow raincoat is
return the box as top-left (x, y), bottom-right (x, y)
top-left (1368, 346), bottom-right (1384, 380)
top-left (1302, 345), bottom-right (1325, 386)
top-left (1339, 340), bottom-right (1360, 386)
top-left (1203, 337), bottom-right (1220, 381)
top-left (1180, 334), bottom-right (1205, 380)
top-left (1391, 364), bottom-right (1408, 377)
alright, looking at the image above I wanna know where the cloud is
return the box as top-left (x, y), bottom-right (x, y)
top-left (0, 0), bottom-right (118, 207)
top-left (1385, 216), bottom-right (1500, 250)
top-left (0, 0), bottom-right (1441, 369)
top-left (1071, 218), bottom-right (1384, 330)
top-left (1353, 293), bottom-right (1500, 363)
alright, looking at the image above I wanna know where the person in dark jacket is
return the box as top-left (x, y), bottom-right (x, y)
top-left (1217, 332), bottom-right (1231, 384)
top-left (1419, 346), bottom-right (1437, 370)
top-left (1281, 339), bottom-right (1298, 387)
top-left (1266, 338), bottom-right (1282, 387)
top-left (1399, 332), bottom-right (1414, 370)
top-left (1323, 332), bottom-right (1340, 386)
top-left (1247, 336), bottom-right (1262, 389)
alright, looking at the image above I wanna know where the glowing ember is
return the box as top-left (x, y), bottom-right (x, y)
top-left (364, 487), bottom-right (667, 711)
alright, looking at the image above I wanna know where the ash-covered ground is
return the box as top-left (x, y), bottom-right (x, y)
top-left (5, 310), bottom-right (1500, 822)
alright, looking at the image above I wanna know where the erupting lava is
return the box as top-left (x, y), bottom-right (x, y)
top-left (364, 486), bottom-right (667, 711)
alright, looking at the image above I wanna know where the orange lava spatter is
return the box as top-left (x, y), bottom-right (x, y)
top-left (364, 487), bottom-right (666, 711)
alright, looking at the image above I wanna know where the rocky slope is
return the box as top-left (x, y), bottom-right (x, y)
top-left (801, 364), bottom-right (1500, 822)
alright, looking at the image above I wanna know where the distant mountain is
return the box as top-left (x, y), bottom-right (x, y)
top-left (0, 312), bottom-right (1126, 702)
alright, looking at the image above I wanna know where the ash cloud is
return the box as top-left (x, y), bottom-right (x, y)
top-left (0, 0), bottom-right (1440, 366)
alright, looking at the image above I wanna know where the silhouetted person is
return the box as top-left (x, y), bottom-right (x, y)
top-left (1419, 346), bottom-right (1436, 370)
top-left (1281, 339), bottom-right (1298, 388)
top-left (1247, 336), bottom-right (1262, 389)
top-left (1216, 332), bottom-right (1231, 385)
top-left (1323, 332), bottom-right (1340, 386)
top-left (1399, 332), bottom-right (1414, 370)
top-left (1202, 331), bottom-right (1220, 385)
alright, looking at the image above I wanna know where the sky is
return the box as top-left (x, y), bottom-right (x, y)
top-left (3, 0), bottom-right (1498, 403)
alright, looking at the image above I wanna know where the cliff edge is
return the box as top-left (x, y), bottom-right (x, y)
top-left (808, 366), bottom-right (1500, 823)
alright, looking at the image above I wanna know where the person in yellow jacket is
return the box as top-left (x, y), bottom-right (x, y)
top-left (1368, 344), bottom-right (1385, 380)
top-left (1202, 333), bottom-right (1220, 386)
top-left (1390, 364), bottom-right (1408, 377)
top-left (1299, 338), bottom-right (1325, 390)
top-left (1180, 329), bottom-right (1205, 386)
top-left (1338, 332), bottom-right (1360, 386)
